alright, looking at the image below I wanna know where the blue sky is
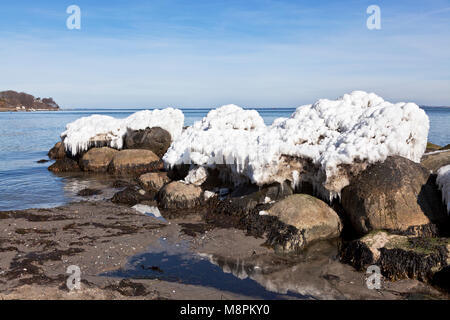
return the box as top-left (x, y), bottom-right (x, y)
top-left (0, 0), bottom-right (449, 108)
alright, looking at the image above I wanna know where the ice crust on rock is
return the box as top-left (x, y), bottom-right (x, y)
top-left (437, 165), bottom-right (450, 213)
top-left (61, 108), bottom-right (184, 156)
top-left (163, 91), bottom-right (429, 200)
top-left (163, 104), bottom-right (268, 185)
top-left (184, 166), bottom-right (208, 186)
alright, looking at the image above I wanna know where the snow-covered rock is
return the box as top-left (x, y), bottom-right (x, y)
top-left (203, 190), bottom-right (216, 200)
top-left (164, 92), bottom-right (429, 200)
top-left (437, 165), bottom-right (450, 213)
top-left (62, 108), bottom-right (184, 156)
top-left (163, 104), bottom-right (268, 185)
top-left (184, 166), bottom-right (208, 186)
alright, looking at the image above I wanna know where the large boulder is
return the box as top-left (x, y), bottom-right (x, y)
top-left (48, 142), bottom-right (66, 160)
top-left (108, 149), bottom-right (163, 176)
top-left (80, 147), bottom-right (118, 172)
top-left (340, 231), bottom-right (450, 284)
top-left (139, 172), bottom-right (171, 193)
top-left (48, 157), bottom-right (80, 172)
top-left (342, 156), bottom-right (447, 236)
top-left (421, 150), bottom-right (450, 173)
top-left (124, 127), bottom-right (172, 158)
top-left (266, 194), bottom-right (342, 252)
top-left (158, 181), bottom-right (203, 209)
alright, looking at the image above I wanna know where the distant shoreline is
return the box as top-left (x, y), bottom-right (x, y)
top-left (6, 105), bottom-right (449, 112)
top-left (0, 108), bottom-right (60, 112)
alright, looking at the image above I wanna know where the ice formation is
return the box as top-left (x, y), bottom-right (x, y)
top-left (203, 190), bottom-right (216, 200)
top-left (132, 204), bottom-right (167, 221)
top-left (437, 165), bottom-right (450, 213)
top-left (163, 104), bottom-right (268, 185)
top-left (61, 108), bottom-right (184, 156)
top-left (184, 166), bottom-right (209, 186)
top-left (163, 91), bottom-right (429, 200)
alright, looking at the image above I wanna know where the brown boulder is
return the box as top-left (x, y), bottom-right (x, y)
top-left (48, 142), bottom-right (66, 160)
top-left (111, 187), bottom-right (156, 206)
top-left (421, 150), bottom-right (450, 173)
top-left (266, 194), bottom-right (342, 252)
top-left (342, 156), bottom-right (447, 236)
top-left (108, 149), bottom-right (163, 176)
top-left (138, 172), bottom-right (170, 193)
top-left (81, 147), bottom-right (118, 172)
top-left (124, 127), bottom-right (172, 158)
top-left (48, 158), bottom-right (80, 173)
top-left (158, 181), bottom-right (203, 209)
top-left (340, 231), bottom-right (450, 284)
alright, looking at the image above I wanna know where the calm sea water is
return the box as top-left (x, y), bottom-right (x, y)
top-left (0, 107), bottom-right (448, 211)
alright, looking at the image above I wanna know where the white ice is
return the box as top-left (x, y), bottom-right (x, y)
top-left (184, 166), bottom-right (209, 186)
top-left (132, 204), bottom-right (167, 221)
top-left (163, 91), bottom-right (429, 200)
top-left (437, 165), bottom-right (450, 214)
top-left (61, 108), bottom-right (184, 156)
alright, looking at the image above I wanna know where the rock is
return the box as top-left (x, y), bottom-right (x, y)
top-left (48, 158), bottom-right (80, 172)
top-left (37, 159), bottom-right (49, 163)
top-left (77, 188), bottom-right (102, 196)
top-left (80, 147), bottom-right (118, 172)
top-left (340, 231), bottom-right (450, 283)
top-left (266, 194), bottom-right (342, 252)
top-left (214, 182), bottom-right (293, 215)
top-left (166, 164), bottom-right (191, 181)
top-left (204, 191), bottom-right (216, 201)
top-left (111, 187), bottom-right (156, 206)
top-left (138, 172), bottom-right (170, 193)
top-left (425, 142), bottom-right (442, 153)
top-left (421, 150), bottom-right (450, 173)
top-left (441, 144), bottom-right (450, 151)
top-left (48, 142), bottom-right (66, 160)
top-left (341, 156), bottom-right (447, 236)
top-left (111, 180), bottom-right (135, 188)
top-left (108, 149), bottom-right (163, 176)
top-left (184, 166), bottom-right (208, 186)
top-left (124, 127), bottom-right (172, 158)
top-left (158, 181), bottom-right (203, 209)
top-left (200, 167), bottom-right (233, 191)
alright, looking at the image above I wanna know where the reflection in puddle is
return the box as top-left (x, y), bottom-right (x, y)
top-left (58, 172), bottom-right (126, 202)
top-left (102, 239), bottom-right (309, 300)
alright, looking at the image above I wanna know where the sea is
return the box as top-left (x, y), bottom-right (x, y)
top-left (0, 107), bottom-right (449, 211)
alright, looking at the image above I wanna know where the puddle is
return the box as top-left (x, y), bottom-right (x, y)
top-left (100, 235), bottom-right (448, 300)
top-left (102, 239), bottom-right (309, 300)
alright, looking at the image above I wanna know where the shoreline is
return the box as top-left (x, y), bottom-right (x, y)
top-left (1, 95), bottom-right (449, 300)
top-left (0, 108), bottom-right (60, 112)
top-left (1, 200), bottom-right (447, 300)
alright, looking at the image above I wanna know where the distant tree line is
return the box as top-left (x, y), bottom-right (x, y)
top-left (0, 90), bottom-right (59, 110)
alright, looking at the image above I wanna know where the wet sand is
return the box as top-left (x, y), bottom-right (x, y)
top-left (0, 201), bottom-right (447, 300)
